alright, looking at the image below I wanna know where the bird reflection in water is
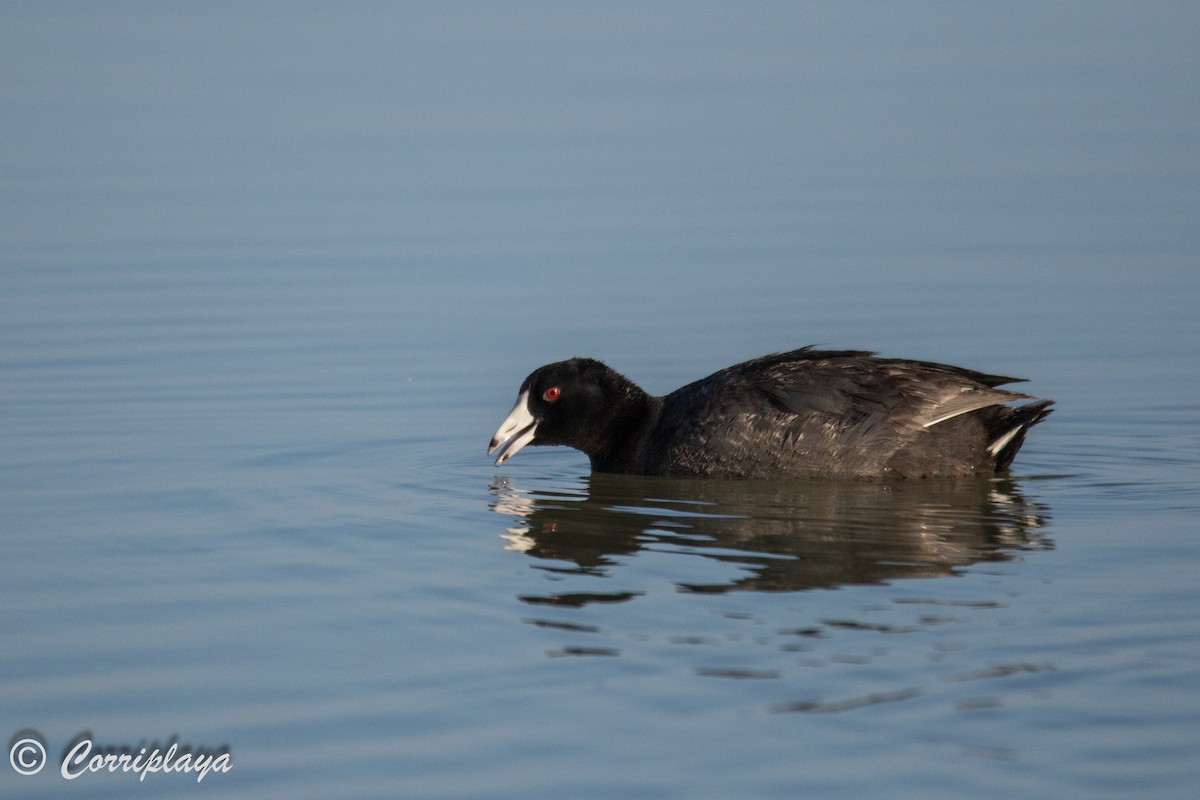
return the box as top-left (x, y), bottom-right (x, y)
top-left (489, 473), bottom-right (1051, 601)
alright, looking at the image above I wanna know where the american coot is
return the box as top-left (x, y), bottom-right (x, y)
top-left (489, 347), bottom-right (1053, 479)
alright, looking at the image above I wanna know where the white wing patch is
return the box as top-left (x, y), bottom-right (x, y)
top-left (918, 386), bottom-right (1031, 429)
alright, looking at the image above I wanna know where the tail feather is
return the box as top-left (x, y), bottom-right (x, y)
top-left (988, 400), bottom-right (1054, 470)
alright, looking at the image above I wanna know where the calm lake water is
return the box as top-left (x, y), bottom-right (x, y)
top-left (3, 4), bottom-right (1199, 799)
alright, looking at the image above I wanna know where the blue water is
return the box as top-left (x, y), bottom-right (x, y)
top-left (3, 4), bottom-right (1199, 798)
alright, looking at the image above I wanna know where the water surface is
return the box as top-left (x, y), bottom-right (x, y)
top-left (2, 4), bottom-right (1199, 799)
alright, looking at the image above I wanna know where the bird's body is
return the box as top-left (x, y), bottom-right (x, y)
top-left (489, 348), bottom-right (1052, 479)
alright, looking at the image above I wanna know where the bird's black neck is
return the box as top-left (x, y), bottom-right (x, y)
top-left (588, 388), bottom-right (662, 474)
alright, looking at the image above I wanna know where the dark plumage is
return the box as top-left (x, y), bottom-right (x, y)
top-left (489, 347), bottom-right (1052, 478)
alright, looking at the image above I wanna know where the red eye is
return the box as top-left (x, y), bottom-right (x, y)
top-left (543, 386), bottom-right (561, 402)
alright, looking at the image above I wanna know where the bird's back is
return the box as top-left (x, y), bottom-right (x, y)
top-left (640, 348), bottom-right (1049, 478)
